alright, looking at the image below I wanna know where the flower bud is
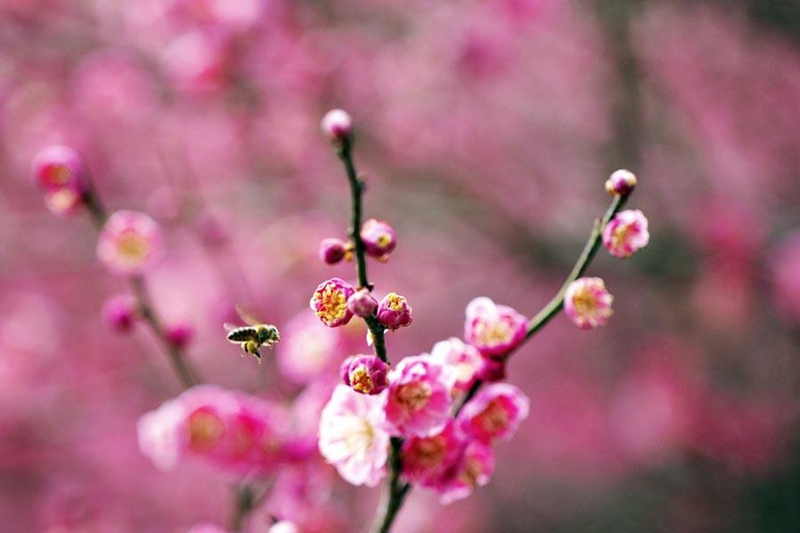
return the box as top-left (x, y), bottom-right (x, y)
top-left (96, 210), bottom-right (165, 275)
top-left (605, 169), bottom-right (637, 196)
top-left (310, 278), bottom-right (356, 327)
top-left (564, 277), bottom-right (613, 329)
top-left (101, 293), bottom-right (138, 332)
top-left (319, 237), bottom-right (349, 265)
top-left (165, 322), bottom-right (194, 349)
top-left (340, 355), bottom-right (389, 395)
top-left (347, 288), bottom-right (378, 318)
top-left (320, 109), bottom-right (352, 144)
top-left (31, 145), bottom-right (88, 216)
top-left (376, 292), bottom-right (413, 330)
top-left (31, 145), bottom-right (86, 192)
top-left (360, 219), bottom-right (397, 261)
top-left (602, 209), bottom-right (650, 258)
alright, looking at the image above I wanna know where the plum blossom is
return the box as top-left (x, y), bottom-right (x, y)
top-left (384, 355), bottom-right (452, 437)
top-left (340, 355), bottom-right (389, 395)
top-left (318, 384), bottom-right (390, 487)
top-left (563, 277), bottom-right (614, 329)
top-left (376, 292), bottom-right (413, 330)
top-left (464, 297), bottom-right (527, 358)
top-left (602, 209), bottom-right (650, 258)
top-left (96, 210), bottom-right (165, 275)
top-left (30, 145), bottom-right (87, 216)
top-left (605, 169), bottom-right (637, 196)
top-left (401, 421), bottom-right (465, 487)
top-left (457, 383), bottom-right (530, 444)
top-left (360, 219), bottom-right (397, 261)
top-left (435, 440), bottom-right (495, 505)
top-left (429, 337), bottom-right (483, 395)
top-left (310, 278), bottom-right (356, 327)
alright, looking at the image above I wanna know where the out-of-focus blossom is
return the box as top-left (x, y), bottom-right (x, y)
top-left (347, 288), bottom-right (378, 318)
top-left (769, 231), bottom-right (800, 324)
top-left (319, 237), bottom-right (349, 265)
top-left (137, 385), bottom-right (288, 476)
top-left (360, 219), bottom-right (397, 261)
top-left (563, 277), bottom-right (613, 329)
top-left (376, 292), bottom-right (413, 330)
top-left (402, 421), bottom-right (464, 487)
top-left (340, 355), bottom-right (389, 395)
top-left (384, 355), bottom-right (452, 437)
top-left (435, 440), bottom-right (495, 505)
top-left (30, 145), bottom-right (87, 216)
top-left (165, 322), bottom-right (194, 349)
top-left (96, 210), bottom-right (165, 275)
top-left (605, 169), bottom-right (637, 196)
top-left (310, 278), bottom-right (356, 328)
top-left (457, 383), bottom-right (529, 444)
top-left (429, 337), bottom-right (482, 395)
top-left (318, 384), bottom-right (390, 487)
top-left (602, 209), bottom-right (650, 258)
top-left (277, 310), bottom-right (345, 385)
top-left (320, 109), bottom-right (353, 144)
top-left (101, 293), bottom-right (138, 332)
top-left (463, 297), bottom-right (527, 358)
top-left (268, 521), bottom-right (300, 533)
top-left (161, 30), bottom-right (229, 95)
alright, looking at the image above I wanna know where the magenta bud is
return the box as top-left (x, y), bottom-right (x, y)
top-left (347, 288), bottom-right (378, 318)
top-left (319, 237), bottom-right (348, 265)
top-left (360, 219), bottom-right (396, 261)
top-left (376, 292), bottom-right (412, 330)
top-left (320, 109), bottom-right (353, 143)
top-left (165, 322), bottom-right (194, 349)
top-left (605, 169), bottom-right (637, 196)
top-left (340, 355), bottom-right (389, 395)
top-left (101, 294), bottom-right (138, 332)
top-left (477, 357), bottom-right (507, 382)
top-left (31, 145), bottom-right (86, 192)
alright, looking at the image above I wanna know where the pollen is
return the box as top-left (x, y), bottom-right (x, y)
top-left (478, 400), bottom-right (510, 433)
top-left (188, 409), bottom-right (225, 452)
top-left (116, 229), bottom-right (151, 265)
top-left (397, 382), bottom-right (432, 411)
top-left (350, 367), bottom-right (374, 394)
top-left (314, 283), bottom-right (348, 324)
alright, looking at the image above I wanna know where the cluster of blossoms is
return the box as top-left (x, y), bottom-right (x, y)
top-left (138, 385), bottom-right (289, 476)
top-left (562, 170), bottom-right (650, 329)
top-left (28, 110), bottom-right (652, 531)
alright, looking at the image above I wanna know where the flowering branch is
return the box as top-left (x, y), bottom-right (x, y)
top-left (455, 188), bottom-right (633, 415)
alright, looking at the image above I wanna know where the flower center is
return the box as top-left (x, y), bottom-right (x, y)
top-left (314, 283), bottom-right (348, 323)
top-left (188, 409), bottom-right (225, 452)
top-left (350, 366), bottom-right (374, 394)
top-left (397, 382), bottom-right (432, 411)
top-left (479, 400), bottom-right (510, 434)
top-left (116, 230), bottom-right (150, 265)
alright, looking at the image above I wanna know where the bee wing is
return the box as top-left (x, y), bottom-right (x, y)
top-left (235, 304), bottom-right (263, 326)
top-left (223, 322), bottom-right (237, 332)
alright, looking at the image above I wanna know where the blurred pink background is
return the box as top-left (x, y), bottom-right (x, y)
top-left (2, 0), bottom-right (800, 531)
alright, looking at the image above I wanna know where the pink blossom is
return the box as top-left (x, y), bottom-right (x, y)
top-left (137, 385), bottom-right (288, 476)
top-left (320, 109), bottom-right (353, 143)
top-left (318, 384), bottom-right (390, 487)
top-left (360, 219), bottom-right (397, 261)
top-left (96, 210), bottom-right (165, 275)
top-left (602, 209), bottom-right (650, 258)
top-left (435, 440), bottom-right (495, 505)
top-left (376, 292), bottom-right (413, 330)
top-left (30, 145), bottom-right (88, 216)
top-left (463, 297), bottom-right (527, 358)
top-left (319, 237), bottom-right (349, 265)
top-left (100, 293), bottom-right (138, 332)
top-left (277, 310), bottom-right (345, 385)
top-left (457, 383), bottom-right (529, 443)
top-left (384, 355), bottom-right (452, 437)
top-left (563, 277), bottom-right (614, 329)
top-left (401, 421), bottom-right (465, 487)
top-left (604, 169), bottom-right (637, 196)
top-left (340, 355), bottom-right (389, 395)
top-left (429, 337), bottom-right (482, 395)
top-left (310, 278), bottom-right (356, 328)
top-left (347, 288), bottom-right (378, 318)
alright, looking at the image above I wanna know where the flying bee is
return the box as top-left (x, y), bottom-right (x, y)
top-left (225, 306), bottom-right (280, 363)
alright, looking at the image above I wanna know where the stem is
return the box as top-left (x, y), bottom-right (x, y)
top-left (336, 136), bottom-right (388, 363)
top-left (130, 276), bottom-right (200, 389)
top-left (454, 191), bottom-right (632, 415)
top-left (370, 438), bottom-right (411, 533)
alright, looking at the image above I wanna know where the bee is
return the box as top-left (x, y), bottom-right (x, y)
top-left (225, 306), bottom-right (280, 363)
